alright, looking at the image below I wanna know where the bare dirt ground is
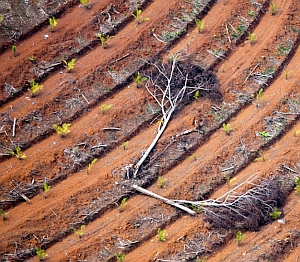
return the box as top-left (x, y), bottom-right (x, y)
top-left (0, 0), bottom-right (300, 261)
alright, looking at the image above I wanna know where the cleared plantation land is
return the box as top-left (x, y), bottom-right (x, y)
top-left (0, 0), bottom-right (300, 261)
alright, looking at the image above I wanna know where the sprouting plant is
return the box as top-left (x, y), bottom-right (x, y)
top-left (80, 0), bottom-right (89, 7)
top-left (0, 209), bottom-right (7, 220)
top-left (101, 103), bottom-right (113, 114)
top-left (87, 158), bottom-right (98, 174)
top-left (156, 228), bottom-right (168, 241)
top-left (29, 79), bottom-right (43, 97)
top-left (294, 130), bottom-right (300, 137)
top-left (196, 256), bottom-right (207, 262)
top-left (71, 225), bottom-right (86, 237)
top-left (115, 252), bottom-right (126, 262)
top-left (248, 10), bottom-right (254, 16)
top-left (222, 123), bottom-right (231, 135)
top-left (122, 141), bottom-right (129, 150)
top-left (12, 45), bottom-right (17, 56)
top-left (225, 175), bottom-right (236, 187)
top-left (132, 8), bottom-right (149, 23)
top-left (284, 70), bottom-right (294, 80)
top-left (8, 147), bottom-right (27, 160)
top-left (53, 123), bottom-right (71, 136)
top-left (270, 2), bottom-right (278, 16)
top-left (63, 58), bottom-right (76, 71)
top-left (255, 88), bottom-right (264, 102)
top-left (117, 198), bottom-right (127, 212)
top-left (49, 17), bottom-right (59, 31)
top-left (294, 177), bottom-right (300, 195)
top-left (0, 14), bottom-right (3, 25)
top-left (254, 149), bottom-right (265, 162)
top-left (193, 90), bottom-right (199, 100)
top-left (188, 153), bottom-right (197, 161)
top-left (28, 56), bottom-right (35, 61)
top-left (270, 207), bottom-right (281, 220)
top-left (248, 33), bottom-right (256, 44)
top-left (43, 183), bottom-right (51, 198)
top-left (36, 247), bottom-right (48, 260)
top-left (157, 176), bottom-right (167, 188)
top-left (97, 33), bottom-right (113, 49)
top-left (236, 231), bottom-right (245, 246)
top-left (195, 19), bottom-right (205, 33)
top-left (134, 71), bottom-right (147, 87)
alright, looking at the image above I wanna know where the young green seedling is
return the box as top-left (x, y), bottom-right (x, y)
top-left (270, 2), bottom-right (278, 16)
top-left (28, 56), bottom-right (35, 62)
top-left (49, 17), bottom-right (59, 31)
top-left (225, 175), bottom-right (236, 187)
top-left (134, 71), bottom-right (147, 87)
top-left (156, 228), bottom-right (168, 241)
top-left (284, 70), bottom-right (294, 80)
top-left (8, 147), bottom-right (27, 160)
top-left (195, 19), bottom-right (205, 33)
top-left (294, 177), bottom-right (300, 195)
top-left (53, 123), bottom-right (71, 136)
top-left (0, 209), bottom-right (7, 220)
top-left (0, 14), bottom-right (3, 25)
top-left (222, 123), bottom-right (231, 135)
top-left (43, 183), bottom-right (51, 198)
top-left (97, 33), bottom-right (113, 48)
top-left (63, 58), bottom-right (76, 71)
top-left (188, 153), bottom-right (197, 161)
top-left (117, 198), bottom-right (127, 212)
top-left (101, 103), bottom-right (113, 114)
top-left (12, 45), bottom-right (17, 57)
top-left (80, 0), bottom-right (90, 8)
top-left (270, 207), bottom-right (281, 220)
top-left (87, 158), bottom-right (98, 174)
top-left (122, 141), bottom-right (129, 150)
top-left (132, 8), bottom-right (149, 23)
top-left (157, 176), bottom-right (167, 188)
top-left (236, 231), bottom-right (245, 246)
top-left (29, 79), bottom-right (43, 97)
top-left (115, 252), bottom-right (126, 262)
top-left (71, 225), bottom-right (86, 237)
top-left (193, 90), bottom-right (199, 100)
top-left (36, 247), bottom-right (48, 260)
top-left (248, 33), bottom-right (256, 44)
top-left (253, 149), bottom-right (265, 162)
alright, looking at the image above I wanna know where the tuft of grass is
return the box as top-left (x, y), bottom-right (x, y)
top-left (115, 252), bottom-right (126, 262)
top-left (253, 149), bottom-right (265, 162)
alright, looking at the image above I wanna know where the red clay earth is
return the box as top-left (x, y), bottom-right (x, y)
top-left (0, 0), bottom-right (300, 261)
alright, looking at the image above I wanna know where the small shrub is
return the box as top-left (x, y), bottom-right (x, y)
top-left (29, 79), bottom-right (43, 97)
top-left (156, 228), bottom-right (168, 241)
top-left (157, 176), bottom-right (167, 188)
top-left (63, 58), bottom-right (76, 71)
top-left (270, 207), bottom-right (281, 220)
top-left (195, 19), bottom-right (205, 33)
top-left (53, 123), bottom-right (71, 136)
top-left (236, 231), bottom-right (245, 246)
top-left (134, 71), bottom-right (147, 87)
top-left (36, 247), bottom-right (48, 260)
top-left (87, 158), bottom-right (98, 174)
top-left (8, 147), bottom-right (26, 160)
top-left (97, 33), bottom-right (113, 48)
top-left (115, 252), bottom-right (126, 262)
top-left (0, 209), bottom-right (7, 220)
top-left (71, 225), bottom-right (86, 237)
top-left (49, 17), bottom-right (59, 30)
top-left (12, 45), bottom-right (17, 56)
top-left (101, 103), bottom-right (113, 114)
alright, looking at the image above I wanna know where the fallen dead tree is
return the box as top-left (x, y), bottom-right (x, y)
top-left (126, 53), bottom-right (219, 178)
top-left (132, 175), bottom-right (284, 230)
